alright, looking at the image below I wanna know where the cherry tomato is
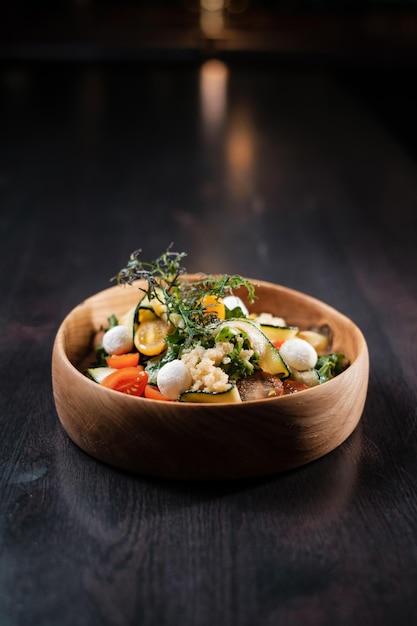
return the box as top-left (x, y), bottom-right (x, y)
top-left (134, 319), bottom-right (172, 356)
top-left (144, 384), bottom-right (172, 401)
top-left (100, 367), bottom-right (148, 397)
top-left (105, 352), bottom-right (140, 368)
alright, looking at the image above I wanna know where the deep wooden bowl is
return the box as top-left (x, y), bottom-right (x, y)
top-left (52, 277), bottom-right (369, 480)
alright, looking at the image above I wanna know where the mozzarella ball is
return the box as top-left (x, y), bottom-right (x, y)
top-left (157, 360), bottom-right (193, 400)
top-left (222, 295), bottom-right (249, 317)
top-left (102, 325), bottom-right (134, 355)
top-left (279, 338), bottom-right (318, 371)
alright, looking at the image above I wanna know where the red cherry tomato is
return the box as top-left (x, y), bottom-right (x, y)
top-left (105, 352), bottom-right (140, 368)
top-left (100, 367), bottom-right (148, 397)
top-left (144, 384), bottom-right (172, 401)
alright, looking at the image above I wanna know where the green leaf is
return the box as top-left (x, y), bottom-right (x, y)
top-left (92, 314), bottom-right (120, 366)
top-left (224, 305), bottom-right (247, 319)
top-left (316, 353), bottom-right (349, 383)
top-left (108, 314), bottom-right (119, 328)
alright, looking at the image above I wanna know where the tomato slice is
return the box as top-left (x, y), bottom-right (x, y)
top-left (100, 367), bottom-right (148, 397)
top-left (105, 352), bottom-right (140, 369)
top-left (144, 384), bottom-right (172, 402)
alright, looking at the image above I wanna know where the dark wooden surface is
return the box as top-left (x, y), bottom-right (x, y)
top-left (1, 54), bottom-right (417, 625)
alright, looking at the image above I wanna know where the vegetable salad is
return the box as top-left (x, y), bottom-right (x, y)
top-left (86, 247), bottom-right (348, 402)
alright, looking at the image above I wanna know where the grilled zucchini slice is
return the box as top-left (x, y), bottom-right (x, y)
top-left (179, 385), bottom-right (242, 403)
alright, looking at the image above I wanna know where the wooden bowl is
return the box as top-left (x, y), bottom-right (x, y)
top-left (52, 277), bottom-right (369, 480)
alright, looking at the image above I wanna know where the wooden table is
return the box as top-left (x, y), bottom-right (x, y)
top-left (1, 57), bottom-right (416, 626)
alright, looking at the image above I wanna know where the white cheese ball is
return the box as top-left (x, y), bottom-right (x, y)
top-left (102, 325), bottom-right (134, 355)
top-left (157, 359), bottom-right (193, 400)
top-left (279, 337), bottom-right (318, 371)
top-left (222, 295), bottom-right (249, 317)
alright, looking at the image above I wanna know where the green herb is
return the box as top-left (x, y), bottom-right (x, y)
top-left (114, 245), bottom-right (187, 291)
top-left (107, 314), bottom-right (119, 329)
top-left (215, 325), bottom-right (260, 381)
top-left (94, 315), bottom-right (119, 366)
top-left (224, 305), bottom-right (247, 320)
top-left (114, 245), bottom-right (256, 351)
top-left (145, 345), bottom-right (180, 385)
top-left (316, 353), bottom-right (349, 383)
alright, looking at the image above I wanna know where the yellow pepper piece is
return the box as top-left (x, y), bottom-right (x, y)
top-left (201, 294), bottom-right (226, 320)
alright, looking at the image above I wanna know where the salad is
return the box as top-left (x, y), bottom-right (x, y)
top-left (86, 247), bottom-right (348, 402)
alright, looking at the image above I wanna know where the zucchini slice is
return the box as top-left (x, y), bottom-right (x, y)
top-left (179, 385), bottom-right (242, 403)
top-left (136, 288), bottom-right (166, 319)
top-left (119, 304), bottom-right (139, 339)
top-left (291, 368), bottom-right (320, 387)
top-left (260, 325), bottom-right (299, 343)
top-left (85, 366), bottom-right (117, 383)
top-left (119, 292), bottom-right (165, 343)
top-left (217, 319), bottom-right (290, 378)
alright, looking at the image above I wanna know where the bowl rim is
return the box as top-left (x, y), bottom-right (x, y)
top-left (52, 277), bottom-right (369, 407)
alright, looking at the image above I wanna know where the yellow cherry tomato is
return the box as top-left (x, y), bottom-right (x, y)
top-left (134, 319), bottom-right (172, 356)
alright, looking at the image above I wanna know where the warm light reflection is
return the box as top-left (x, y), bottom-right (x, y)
top-left (200, 0), bottom-right (225, 38)
top-left (201, 0), bottom-right (224, 9)
top-left (200, 9), bottom-right (224, 37)
top-left (228, 126), bottom-right (252, 171)
top-left (199, 59), bottom-right (228, 134)
top-left (227, 108), bottom-right (255, 198)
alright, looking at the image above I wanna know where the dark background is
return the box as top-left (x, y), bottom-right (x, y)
top-left (1, 1), bottom-right (417, 159)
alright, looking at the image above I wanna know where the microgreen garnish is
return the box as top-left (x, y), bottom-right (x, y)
top-left (114, 245), bottom-right (187, 292)
top-left (113, 245), bottom-right (256, 351)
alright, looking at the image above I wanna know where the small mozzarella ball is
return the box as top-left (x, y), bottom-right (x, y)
top-left (279, 338), bottom-right (318, 371)
top-left (222, 295), bottom-right (249, 317)
top-left (296, 330), bottom-right (328, 353)
top-left (102, 325), bottom-right (134, 355)
top-left (157, 360), bottom-right (193, 400)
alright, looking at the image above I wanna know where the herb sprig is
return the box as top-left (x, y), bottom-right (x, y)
top-left (113, 245), bottom-right (256, 350)
top-left (114, 246), bottom-right (187, 291)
